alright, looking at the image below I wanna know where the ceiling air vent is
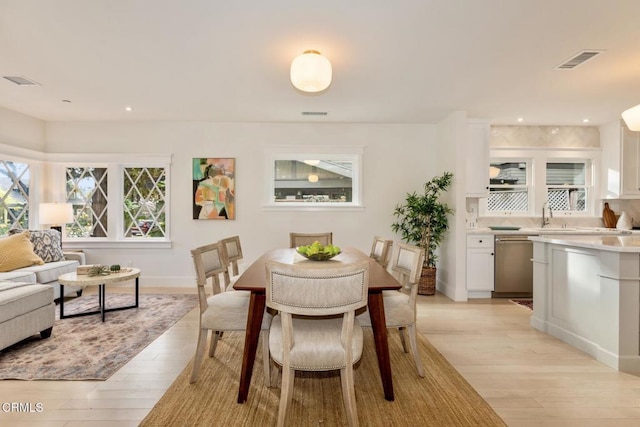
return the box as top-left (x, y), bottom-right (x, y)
top-left (3, 75), bottom-right (41, 85)
top-left (555, 50), bottom-right (603, 70)
top-left (301, 111), bottom-right (328, 116)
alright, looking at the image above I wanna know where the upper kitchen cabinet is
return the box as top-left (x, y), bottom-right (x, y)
top-left (600, 120), bottom-right (640, 198)
top-left (466, 120), bottom-right (490, 197)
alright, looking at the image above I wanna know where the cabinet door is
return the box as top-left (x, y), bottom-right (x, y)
top-left (466, 248), bottom-right (494, 291)
top-left (466, 121), bottom-right (490, 197)
top-left (622, 125), bottom-right (640, 195)
top-left (467, 234), bottom-right (494, 291)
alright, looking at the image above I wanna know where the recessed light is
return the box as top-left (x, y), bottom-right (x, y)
top-left (517, 117), bottom-right (524, 122)
top-left (125, 106), bottom-right (133, 112)
top-left (583, 118), bottom-right (590, 123)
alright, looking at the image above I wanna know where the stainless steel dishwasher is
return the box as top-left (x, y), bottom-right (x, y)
top-left (493, 235), bottom-right (533, 298)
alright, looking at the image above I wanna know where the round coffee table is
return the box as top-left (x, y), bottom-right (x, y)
top-left (58, 268), bottom-right (141, 322)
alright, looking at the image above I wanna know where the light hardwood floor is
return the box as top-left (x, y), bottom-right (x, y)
top-left (2, 289), bottom-right (640, 426)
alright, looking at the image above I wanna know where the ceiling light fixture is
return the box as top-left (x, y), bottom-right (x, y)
top-left (517, 117), bottom-right (524, 122)
top-left (290, 50), bottom-right (332, 93)
top-left (125, 106), bottom-right (133, 112)
top-left (308, 174), bottom-right (319, 183)
top-left (622, 104), bottom-right (640, 131)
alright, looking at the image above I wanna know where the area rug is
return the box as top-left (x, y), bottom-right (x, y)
top-left (511, 299), bottom-right (533, 310)
top-left (141, 329), bottom-right (506, 426)
top-left (0, 293), bottom-right (198, 381)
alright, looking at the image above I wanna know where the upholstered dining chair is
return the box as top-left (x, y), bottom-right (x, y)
top-left (220, 235), bottom-right (244, 290)
top-left (289, 232), bottom-right (333, 248)
top-left (266, 260), bottom-right (369, 427)
top-left (369, 236), bottom-right (393, 268)
top-left (190, 242), bottom-right (272, 385)
top-left (358, 242), bottom-right (426, 377)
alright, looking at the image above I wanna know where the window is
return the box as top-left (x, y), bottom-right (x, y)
top-left (0, 160), bottom-right (30, 236)
top-left (123, 167), bottom-right (167, 238)
top-left (61, 154), bottom-right (171, 243)
top-left (266, 146), bottom-right (363, 210)
top-left (487, 160), bottom-right (530, 213)
top-left (546, 162), bottom-right (588, 213)
top-left (66, 167), bottom-right (109, 238)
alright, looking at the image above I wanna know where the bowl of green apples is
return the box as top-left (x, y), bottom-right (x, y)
top-left (296, 241), bottom-right (342, 261)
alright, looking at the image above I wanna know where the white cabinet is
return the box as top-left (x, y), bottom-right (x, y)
top-left (622, 125), bottom-right (640, 195)
top-left (466, 120), bottom-right (490, 197)
top-left (466, 235), bottom-right (494, 292)
top-left (601, 120), bottom-right (640, 198)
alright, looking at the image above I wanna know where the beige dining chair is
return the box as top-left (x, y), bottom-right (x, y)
top-left (358, 242), bottom-right (426, 377)
top-left (289, 232), bottom-right (333, 248)
top-left (266, 260), bottom-right (369, 427)
top-left (220, 235), bottom-right (244, 290)
top-left (190, 242), bottom-right (272, 385)
top-left (369, 236), bottom-right (393, 268)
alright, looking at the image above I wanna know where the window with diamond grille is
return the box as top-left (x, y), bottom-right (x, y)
top-left (65, 167), bottom-right (108, 238)
top-left (123, 167), bottom-right (166, 238)
top-left (0, 160), bottom-right (29, 236)
top-left (487, 161), bottom-right (529, 212)
top-left (546, 162), bottom-right (587, 212)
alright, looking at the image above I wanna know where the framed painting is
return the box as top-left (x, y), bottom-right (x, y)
top-left (192, 158), bottom-right (235, 220)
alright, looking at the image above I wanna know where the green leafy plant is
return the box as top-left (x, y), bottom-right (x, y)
top-left (391, 172), bottom-right (454, 268)
top-left (88, 265), bottom-right (110, 277)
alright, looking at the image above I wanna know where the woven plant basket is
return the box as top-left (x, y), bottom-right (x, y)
top-left (418, 266), bottom-right (436, 295)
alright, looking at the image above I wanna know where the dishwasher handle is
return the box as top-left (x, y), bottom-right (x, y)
top-left (495, 234), bottom-right (534, 242)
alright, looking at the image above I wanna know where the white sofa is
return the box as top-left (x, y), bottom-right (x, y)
top-left (0, 252), bottom-right (85, 300)
top-left (0, 281), bottom-right (55, 351)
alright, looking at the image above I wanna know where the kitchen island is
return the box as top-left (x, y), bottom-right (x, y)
top-left (529, 234), bottom-right (640, 375)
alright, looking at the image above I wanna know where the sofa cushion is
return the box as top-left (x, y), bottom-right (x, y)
top-left (0, 282), bottom-right (54, 324)
top-left (0, 232), bottom-right (45, 272)
top-left (10, 228), bottom-right (65, 263)
top-left (0, 271), bottom-right (37, 284)
top-left (15, 260), bottom-right (79, 284)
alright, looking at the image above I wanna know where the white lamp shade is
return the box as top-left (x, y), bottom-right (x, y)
top-left (290, 50), bottom-right (332, 93)
top-left (622, 104), bottom-right (640, 131)
top-left (39, 203), bottom-right (73, 225)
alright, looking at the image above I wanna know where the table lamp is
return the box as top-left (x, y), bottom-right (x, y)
top-left (39, 202), bottom-right (73, 234)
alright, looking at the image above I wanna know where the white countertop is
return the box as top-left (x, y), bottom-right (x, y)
top-left (467, 227), bottom-right (637, 236)
top-left (528, 234), bottom-right (640, 252)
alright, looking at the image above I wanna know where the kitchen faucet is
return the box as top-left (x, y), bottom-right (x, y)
top-left (541, 202), bottom-right (552, 227)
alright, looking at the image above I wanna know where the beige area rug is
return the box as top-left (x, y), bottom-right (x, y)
top-left (0, 293), bottom-right (198, 380)
top-left (141, 329), bottom-right (506, 426)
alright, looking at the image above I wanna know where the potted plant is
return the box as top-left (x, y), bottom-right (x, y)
top-left (391, 172), bottom-right (454, 295)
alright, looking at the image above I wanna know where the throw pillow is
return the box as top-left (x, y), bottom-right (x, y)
top-left (8, 228), bottom-right (65, 263)
top-left (29, 229), bottom-right (65, 262)
top-left (0, 231), bottom-right (45, 272)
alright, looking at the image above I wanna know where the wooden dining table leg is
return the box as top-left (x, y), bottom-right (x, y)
top-left (367, 290), bottom-right (395, 401)
top-left (237, 291), bottom-right (266, 403)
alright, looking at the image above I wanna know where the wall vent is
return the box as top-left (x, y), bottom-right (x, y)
top-left (555, 50), bottom-right (604, 70)
top-left (3, 75), bottom-right (41, 85)
top-left (301, 111), bottom-right (328, 116)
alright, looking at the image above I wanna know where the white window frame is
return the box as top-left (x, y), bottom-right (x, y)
top-left (480, 148), bottom-right (599, 218)
top-left (545, 160), bottom-right (591, 215)
top-left (46, 153), bottom-right (172, 249)
top-left (264, 145), bottom-right (364, 211)
top-left (486, 158), bottom-right (533, 216)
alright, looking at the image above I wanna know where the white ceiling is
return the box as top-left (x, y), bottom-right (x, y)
top-left (2, 0), bottom-right (640, 126)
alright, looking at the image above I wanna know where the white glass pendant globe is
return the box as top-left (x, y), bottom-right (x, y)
top-left (290, 50), bottom-right (332, 93)
top-left (622, 104), bottom-right (640, 131)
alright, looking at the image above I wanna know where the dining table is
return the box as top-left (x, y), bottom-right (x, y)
top-left (233, 246), bottom-right (402, 403)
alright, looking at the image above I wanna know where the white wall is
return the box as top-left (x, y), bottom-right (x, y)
top-left (41, 121), bottom-right (440, 287)
top-left (0, 106), bottom-right (45, 151)
top-left (436, 111), bottom-right (468, 301)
